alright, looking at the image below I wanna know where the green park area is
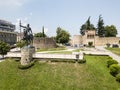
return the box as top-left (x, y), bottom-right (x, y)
top-left (0, 55), bottom-right (120, 90)
top-left (106, 48), bottom-right (120, 56)
top-left (36, 46), bottom-right (66, 52)
top-left (36, 46), bottom-right (82, 54)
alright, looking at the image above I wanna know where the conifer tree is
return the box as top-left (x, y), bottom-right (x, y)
top-left (97, 15), bottom-right (105, 37)
top-left (80, 17), bottom-right (95, 35)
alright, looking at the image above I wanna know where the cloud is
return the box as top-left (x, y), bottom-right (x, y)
top-left (0, 0), bottom-right (29, 7)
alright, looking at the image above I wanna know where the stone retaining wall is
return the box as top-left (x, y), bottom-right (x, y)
top-left (33, 37), bottom-right (57, 49)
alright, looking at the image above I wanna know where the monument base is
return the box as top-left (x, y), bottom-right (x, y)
top-left (21, 45), bottom-right (35, 65)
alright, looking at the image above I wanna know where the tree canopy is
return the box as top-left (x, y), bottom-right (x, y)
top-left (80, 15), bottom-right (118, 37)
top-left (34, 26), bottom-right (47, 38)
top-left (56, 27), bottom-right (70, 44)
top-left (16, 40), bottom-right (27, 48)
top-left (0, 41), bottom-right (10, 58)
top-left (105, 25), bottom-right (117, 37)
top-left (80, 17), bottom-right (95, 35)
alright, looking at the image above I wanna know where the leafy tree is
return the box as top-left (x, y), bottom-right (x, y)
top-left (80, 24), bottom-right (86, 35)
top-left (56, 27), bottom-right (70, 44)
top-left (16, 40), bottom-right (27, 48)
top-left (0, 41), bottom-right (10, 58)
top-left (97, 15), bottom-right (105, 37)
top-left (34, 26), bottom-right (47, 38)
top-left (34, 32), bottom-right (43, 37)
top-left (105, 25), bottom-right (117, 37)
top-left (80, 17), bottom-right (95, 35)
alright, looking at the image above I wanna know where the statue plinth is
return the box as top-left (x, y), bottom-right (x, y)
top-left (21, 45), bottom-right (35, 65)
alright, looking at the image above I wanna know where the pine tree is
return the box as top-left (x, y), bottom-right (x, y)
top-left (97, 15), bottom-right (105, 37)
top-left (86, 16), bottom-right (91, 30)
top-left (80, 17), bottom-right (95, 35)
top-left (42, 26), bottom-right (45, 37)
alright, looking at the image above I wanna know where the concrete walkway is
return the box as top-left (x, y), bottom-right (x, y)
top-left (95, 46), bottom-right (120, 64)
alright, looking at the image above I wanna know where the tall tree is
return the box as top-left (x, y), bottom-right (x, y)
top-left (105, 25), bottom-right (117, 37)
top-left (97, 15), bottom-right (105, 37)
top-left (86, 16), bottom-right (91, 30)
top-left (0, 41), bottom-right (10, 58)
top-left (56, 27), bottom-right (70, 44)
top-left (42, 26), bottom-right (45, 37)
top-left (80, 17), bottom-right (95, 35)
top-left (34, 26), bottom-right (47, 38)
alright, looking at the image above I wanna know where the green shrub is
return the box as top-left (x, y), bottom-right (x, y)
top-left (109, 64), bottom-right (120, 77)
top-left (107, 59), bottom-right (118, 67)
top-left (18, 61), bottom-right (35, 69)
top-left (51, 59), bottom-right (76, 63)
top-left (78, 59), bottom-right (86, 64)
top-left (107, 57), bottom-right (113, 59)
top-left (116, 73), bottom-right (120, 82)
top-left (88, 42), bottom-right (93, 47)
top-left (106, 43), bottom-right (111, 48)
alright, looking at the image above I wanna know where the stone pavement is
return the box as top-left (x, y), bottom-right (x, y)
top-left (95, 46), bottom-right (120, 64)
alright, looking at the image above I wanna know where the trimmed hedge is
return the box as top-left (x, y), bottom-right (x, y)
top-left (109, 64), bottom-right (120, 77)
top-left (51, 59), bottom-right (76, 63)
top-left (107, 59), bottom-right (118, 67)
top-left (77, 59), bottom-right (86, 64)
top-left (116, 73), bottom-right (120, 82)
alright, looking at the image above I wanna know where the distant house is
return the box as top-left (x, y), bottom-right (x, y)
top-left (71, 30), bottom-right (120, 47)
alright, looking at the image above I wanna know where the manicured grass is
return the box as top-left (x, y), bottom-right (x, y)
top-left (48, 51), bottom-right (73, 54)
top-left (106, 48), bottom-right (120, 56)
top-left (72, 49), bottom-right (80, 52)
top-left (37, 47), bottom-right (66, 52)
top-left (47, 49), bottom-right (81, 54)
top-left (0, 56), bottom-right (120, 90)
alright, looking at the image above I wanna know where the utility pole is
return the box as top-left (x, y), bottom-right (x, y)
top-left (19, 20), bottom-right (21, 41)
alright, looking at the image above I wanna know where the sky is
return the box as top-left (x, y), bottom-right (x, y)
top-left (0, 0), bottom-right (120, 37)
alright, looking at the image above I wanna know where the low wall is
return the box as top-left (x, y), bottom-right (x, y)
top-left (95, 37), bottom-right (120, 46)
top-left (6, 52), bottom-right (83, 60)
top-left (33, 37), bottom-right (57, 49)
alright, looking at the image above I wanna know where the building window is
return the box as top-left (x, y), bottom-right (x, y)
top-left (87, 35), bottom-right (94, 39)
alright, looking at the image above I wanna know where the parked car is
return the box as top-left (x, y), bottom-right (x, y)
top-left (112, 44), bottom-right (119, 48)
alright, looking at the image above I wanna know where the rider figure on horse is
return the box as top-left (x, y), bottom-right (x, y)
top-left (20, 23), bottom-right (33, 46)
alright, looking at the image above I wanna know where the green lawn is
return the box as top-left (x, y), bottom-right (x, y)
top-left (0, 56), bottom-right (120, 90)
top-left (37, 47), bottom-right (66, 52)
top-left (106, 48), bottom-right (120, 56)
top-left (47, 49), bottom-right (81, 54)
top-left (48, 51), bottom-right (73, 54)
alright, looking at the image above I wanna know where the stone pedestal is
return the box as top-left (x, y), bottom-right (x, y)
top-left (21, 46), bottom-right (35, 65)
